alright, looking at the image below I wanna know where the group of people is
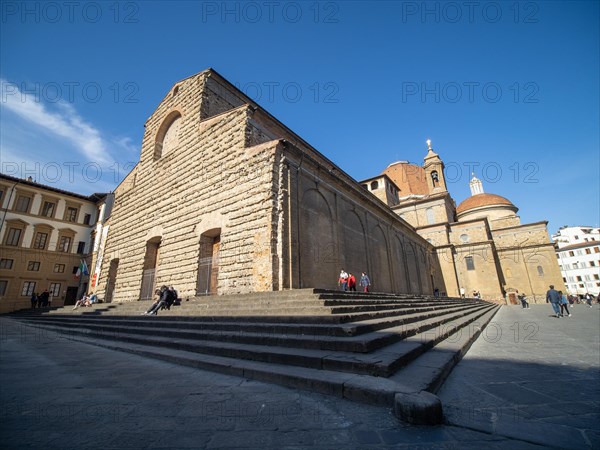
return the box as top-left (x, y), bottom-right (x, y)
top-left (545, 285), bottom-right (598, 318)
top-left (30, 290), bottom-right (51, 308)
top-left (72, 292), bottom-right (98, 310)
top-left (338, 269), bottom-right (371, 292)
top-left (141, 285), bottom-right (179, 315)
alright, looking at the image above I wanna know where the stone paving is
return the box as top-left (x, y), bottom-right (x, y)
top-left (1, 303), bottom-right (598, 449)
top-left (438, 303), bottom-right (600, 449)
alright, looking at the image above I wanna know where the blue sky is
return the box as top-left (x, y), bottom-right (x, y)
top-left (1, 0), bottom-right (598, 234)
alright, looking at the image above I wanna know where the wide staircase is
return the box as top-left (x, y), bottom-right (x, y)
top-left (6, 289), bottom-right (500, 424)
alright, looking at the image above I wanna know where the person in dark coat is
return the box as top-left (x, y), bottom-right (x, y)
top-left (546, 285), bottom-right (562, 318)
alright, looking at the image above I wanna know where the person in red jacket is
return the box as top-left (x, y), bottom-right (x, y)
top-left (347, 273), bottom-right (356, 292)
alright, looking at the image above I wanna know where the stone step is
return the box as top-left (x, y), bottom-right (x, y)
top-left (8, 289), bottom-right (502, 425)
top-left (18, 303), bottom-right (480, 338)
top-left (18, 304), bottom-right (495, 374)
top-left (389, 307), bottom-right (500, 393)
top-left (9, 305), bottom-right (500, 425)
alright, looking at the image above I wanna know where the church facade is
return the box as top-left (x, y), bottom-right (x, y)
top-left (92, 69), bottom-right (443, 303)
top-left (368, 141), bottom-right (565, 303)
top-left (89, 69), bottom-right (564, 305)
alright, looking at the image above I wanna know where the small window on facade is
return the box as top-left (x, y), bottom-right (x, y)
top-left (0, 280), bottom-right (7, 296)
top-left (465, 256), bottom-right (475, 271)
top-left (65, 207), bottom-right (78, 222)
top-left (5, 228), bottom-right (22, 246)
top-left (576, 276), bottom-right (582, 282)
top-left (33, 232), bottom-right (48, 250)
top-left (27, 261), bottom-right (41, 271)
top-left (0, 259), bottom-right (14, 269)
top-left (54, 264), bottom-right (66, 273)
top-left (49, 283), bottom-right (61, 297)
top-left (537, 265), bottom-right (544, 277)
top-left (594, 274), bottom-right (600, 280)
top-left (77, 241), bottom-right (86, 254)
top-left (431, 171), bottom-right (439, 187)
top-left (370, 181), bottom-right (379, 190)
top-left (585, 248), bottom-right (591, 254)
top-left (41, 201), bottom-right (56, 217)
top-left (59, 236), bottom-right (72, 252)
top-left (83, 213), bottom-right (91, 225)
top-left (15, 195), bottom-right (31, 212)
top-left (590, 261), bottom-right (596, 267)
top-left (594, 247), bottom-right (599, 253)
top-left (173, 85), bottom-right (179, 96)
top-left (72, 266), bottom-right (79, 274)
top-left (426, 208), bottom-right (435, 225)
top-left (21, 281), bottom-right (36, 296)
top-left (460, 234), bottom-right (469, 243)
top-left (569, 251), bottom-right (575, 257)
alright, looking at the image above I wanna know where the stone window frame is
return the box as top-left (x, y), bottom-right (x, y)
top-left (0, 183), bottom-right (7, 209)
top-left (0, 259), bottom-right (14, 269)
top-left (49, 283), bottom-right (61, 297)
top-left (13, 190), bottom-right (34, 213)
top-left (40, 195), bottom-right (59, 218)
top-left (154, 110), bottom-right (183, 160)
top-left (64, 202), bottom-right (81, 223)
top-left (21, 281), bottom-right (36, 296)
top-left (370, 180), bottom-right (379, 190)
top-left (53, 264), bottom-right (66, 273)
top-left (0, 280), bottom-right (7, 296)
top-left (83, 213), bottom-right (92, 225)
top-left (57, 229), bottom-right (76, 253)
top-left (32, 224), bottom-right (54, 250)
top-left (465, 256), bottom-right (475, 271)
top-left (27, 261), bottom-right (41, 271)
top-left (3, 219), bottom-right (27, 247)
top-left (76, 241), bottom-right (86, 254)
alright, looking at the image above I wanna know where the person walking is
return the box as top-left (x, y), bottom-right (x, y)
top-left (546, 285), bottom-right (562, 318)
top-left (30, 292), bottom-right (38, 309)
top-left (359, 272), bottom-right (371, 293)
top-left (347, 273), bottom-right (357, 292)
top-left (518, 291), bottom-right (529, 309)
top-left (559, 291), bottom-right (571, 317)
top-left (338, 269), bottom-right (348, 291)
top-left (584, 292), bottom-right (593, 308)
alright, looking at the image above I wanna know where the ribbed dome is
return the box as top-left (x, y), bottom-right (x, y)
top-left (456, 193), bottom-right (516, 215)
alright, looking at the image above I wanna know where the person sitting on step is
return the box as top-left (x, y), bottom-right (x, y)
top-left (143, 286), bottom-right (171, 316)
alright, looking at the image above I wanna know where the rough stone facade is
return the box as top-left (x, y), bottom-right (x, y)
top-left (95, 70), bottom-right (441, 303)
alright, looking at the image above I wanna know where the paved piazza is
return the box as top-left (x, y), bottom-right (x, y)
top-left (1, 303), bottom-right (598, 449)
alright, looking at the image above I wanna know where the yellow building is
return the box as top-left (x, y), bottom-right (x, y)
top-left (0, 174), bottom-right (102, 313)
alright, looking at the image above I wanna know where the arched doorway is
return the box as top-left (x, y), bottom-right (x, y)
top-left (141, 237), bottom-right (161, 300)
top-left (197, 229), bottom-right (221, 295)
top-left (105, 258), bottom-right (119, 303)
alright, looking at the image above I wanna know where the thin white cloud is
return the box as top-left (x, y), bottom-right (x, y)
top-left (1, 79), bottom-right (111, 165)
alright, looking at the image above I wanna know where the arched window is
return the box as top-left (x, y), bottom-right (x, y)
top-left (370, 181), bottom-right (379, 190)
top-left (154, 112), bottom-right (182, 160)
top-left (431, 171), bottom-right (439, 187)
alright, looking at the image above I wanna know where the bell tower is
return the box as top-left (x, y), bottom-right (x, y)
top-left (423, 139), bottom-right (447, 194)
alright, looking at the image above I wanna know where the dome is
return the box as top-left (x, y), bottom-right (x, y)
top-left (456, 193), bottom-right (517, 215)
